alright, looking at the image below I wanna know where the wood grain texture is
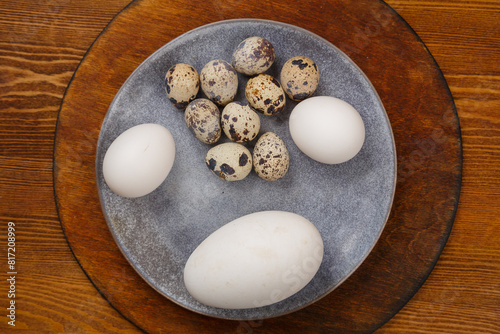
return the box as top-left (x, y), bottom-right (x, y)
top-left (0, 0), bottom-right (498, 333)
top-left (376, 2), bottom-right (500, 333)
top-left (0, 0), bottom-right (140, 332)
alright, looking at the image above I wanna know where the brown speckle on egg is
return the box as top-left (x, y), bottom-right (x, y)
top-left (164, 63), bottom-right (200, 109)
top-left (245, 74), bottom-right (286, 116)
top-left (221, 102), bottom-right (261, 143)
top-left (252, 132), bottom-right (289, 181)
top-left (206, 143), bottom-right (253, 181)
top-left (200, 60), bottom-right (238, 106)
top-left (185, 98), bottom-right (221, 144)
top-left (280, 56), bottom-right (320, 101)
top-left (231, 36), bottom-right (275, 76)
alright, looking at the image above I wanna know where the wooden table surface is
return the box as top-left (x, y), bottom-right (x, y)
top-left (1, 0), bottom-right (499, 333)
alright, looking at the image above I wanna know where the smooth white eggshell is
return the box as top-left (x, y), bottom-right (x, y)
top-left (184, 211), bottom-right (324, 309)
top-left (289, 96), bottom-right (365, 164)
top-left (102, 123), bottom-right (175, 198)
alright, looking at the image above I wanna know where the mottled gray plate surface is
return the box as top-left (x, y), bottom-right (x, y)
top-left (96, 19), bottom-right (396, 320)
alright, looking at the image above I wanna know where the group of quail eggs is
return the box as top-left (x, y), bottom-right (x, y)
top-left (164, 36), bottom-right (320, 182)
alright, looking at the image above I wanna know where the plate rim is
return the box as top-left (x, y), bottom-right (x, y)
top-left (95, 17), bottom-right (398, 320)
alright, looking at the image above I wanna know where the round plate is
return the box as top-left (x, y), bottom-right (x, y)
top-left (95, 19), bottom-right (396, 320)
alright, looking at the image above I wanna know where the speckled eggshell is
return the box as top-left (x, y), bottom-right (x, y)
top-left (200, 60), bottom-right (238, 106)
top-left (231, 36), bottom-right (275, 76)
top-left (221, 102), bottom-right (261, 143)
top-left (184, 98), bottom-right (221, 144)
top-left (245, 74), bottom-right (286, 116)
top-left (205, 143), bottom-right (252, 181)
top-left (252, 132), bottom-right (289, 181)
top-left (164, 63), bottom-right (200, 109)
top-left (280, 56), bottom-right (320, 101)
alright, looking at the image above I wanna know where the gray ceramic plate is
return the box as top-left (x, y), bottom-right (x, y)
top-left (96, 19), bottom-right (397, 320)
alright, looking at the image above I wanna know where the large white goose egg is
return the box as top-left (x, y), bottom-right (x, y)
top-left (289, 96), bottom-right (365, 164)
top-left (102, 123), bottom-right (175, 198)
top-left (184, 211), bottom-right (324, 309)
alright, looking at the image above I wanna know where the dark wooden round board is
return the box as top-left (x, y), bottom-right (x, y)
top-left (54, 0), bottom-right (462, 333)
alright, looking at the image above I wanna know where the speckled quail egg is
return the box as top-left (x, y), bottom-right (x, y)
top-left (200, 60), bottom-right (238, 107)
top-left (245, 74), bottom-right (286, 116)
top-left (185, 98), bottom-right (221, 144)
top-left (205, 143), bottom-right (252, 181)
top-left (164, 63), bottom-right (200, 109)
top-left (252, 132), bottom-right (289, 181)
top-left (221, 102), bottom-right (261, 143)
top-left (280, 56), bottom-right (320, 101)
top-left (231, 36), bottom-right (275, 76)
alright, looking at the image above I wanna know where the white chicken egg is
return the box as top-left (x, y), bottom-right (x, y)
top-left (102, 123), bottom-right (175, 198)
top-left (184, 210), bottom-right (324, 309)
top-left (289, 96), bottom-right (365, 164)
